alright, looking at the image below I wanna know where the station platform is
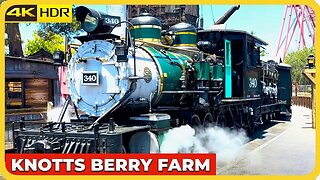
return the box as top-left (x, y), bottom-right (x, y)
top-left (218, 106), bottom-right (316, 175)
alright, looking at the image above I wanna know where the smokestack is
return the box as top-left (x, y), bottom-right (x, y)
top-left (200, 17), bottom-right (204, 28)
top-left (214, 5), bottom-right (240, 25)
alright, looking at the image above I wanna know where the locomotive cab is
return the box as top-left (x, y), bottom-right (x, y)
top-left (197, 29), bottom-right (291, 122)
top-left (197, 29), bottom-right (267, 99)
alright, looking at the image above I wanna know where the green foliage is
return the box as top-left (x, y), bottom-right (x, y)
top-left (260, 49), bottom-right (267, 57)
top-left (24, 32), bottom-right (64, 56)
top-left (37, 6), bottom-right (81, 37)
top-left (307, 86), bottom-right (312, 93)
top-left (37, 22), bottom-right (81, 37)
top-left (284, 48), bottom-right (314, 84)
top-left (250, 30), bottom-right (267, 57)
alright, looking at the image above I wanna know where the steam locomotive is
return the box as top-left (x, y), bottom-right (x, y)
top-left (12, 6), bottom-right (292, 154)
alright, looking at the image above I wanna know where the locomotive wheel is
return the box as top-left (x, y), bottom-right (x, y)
top-left (203, 112), bottom-right (214, 127)
top-left (261, 114), bottom-right (266, 123)
top-left (275, 111), bottom-right (286, 121)
top-left (265, 114), bottom-right (271, 123)
top-left (247, 115), bottom-right (255, 133)
top-left (216, 112), bottom-right (226, 128)
top-left (272, 113), bottom-right (276, 120)
top-left (239, 110), bottom-right (247, 128)
top-left (191, 114), bottom-right (201, 128)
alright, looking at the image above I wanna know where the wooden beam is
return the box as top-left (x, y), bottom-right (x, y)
top-left (6, 71), bottom-right (58, 79)
top-left (303, 68), bottom-right (316, 129)
top-left (6, 56), bottom-right (54, 64)
top-left (303, 69), bottom-right (316, 85)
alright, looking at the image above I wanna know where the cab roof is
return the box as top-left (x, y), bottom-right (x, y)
top-left (198, 29), bottom-right (268, 46)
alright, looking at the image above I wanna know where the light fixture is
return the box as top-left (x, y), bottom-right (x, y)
top-left (307, 54), bottom-right (315, 68)
top-left (53, 50), bottom-right (65, 66)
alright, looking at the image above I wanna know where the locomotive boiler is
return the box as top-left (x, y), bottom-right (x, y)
top-left (11, 5), bottom-right (292, 154)
top-left (68, 16), bottom-right (192, 117)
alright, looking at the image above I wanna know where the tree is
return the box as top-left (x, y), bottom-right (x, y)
top-left (24, 6), bottom-right (81, 57)
top-left (37, 22), bottom-right (81, 37)
top-left (260, 49), bottom-right (267, 57)
top-left (24, 32), bottom-right (64, 56)
top-left (284, 48), bottom-right (314, 84)
top-left (2, 0), bottom-right (23, 57)
top-left (250, 31), bottom-right (268, 57)
top-left (5, 23), bottom-right (23, 56)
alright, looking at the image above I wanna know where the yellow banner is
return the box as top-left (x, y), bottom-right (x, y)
top-left (37, 4), bottom-right (72, 22)
top-left (5, 4), bottom-right (72, 22)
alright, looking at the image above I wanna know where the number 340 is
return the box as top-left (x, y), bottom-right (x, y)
top-left (249, 78), bottom-right (257, 88)
top-left (83, 75), bottom-right (97, 82)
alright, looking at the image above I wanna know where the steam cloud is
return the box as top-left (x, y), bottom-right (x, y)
top-left (47, 106), bottom-right (71, 123)
top-left (47, 98), bottom-right (72, 123)
top-left (160, 125), bottom-right (249, 163)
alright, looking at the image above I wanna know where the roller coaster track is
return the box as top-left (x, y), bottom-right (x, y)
top-left (276, 5), bottom-right (315, 61)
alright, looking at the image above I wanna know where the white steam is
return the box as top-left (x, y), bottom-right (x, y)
top-left (47, 107), bottom-right (71, 123)
top-left (47, 98), bottom-right (72, 123)
top-left (160, 125), bottom-right (249, 163)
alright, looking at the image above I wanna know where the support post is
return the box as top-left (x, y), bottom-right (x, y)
top-left (303, 68), bottom-right (316, 128)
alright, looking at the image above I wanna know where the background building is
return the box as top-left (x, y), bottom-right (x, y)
top-left (127, 5), bottom-right (199, 29)
top-left (5, 49), bottom-right (60, 122)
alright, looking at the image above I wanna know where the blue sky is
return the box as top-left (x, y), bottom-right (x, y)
top-left (17, 5), bottom-right (313, 57)
top-left (202, 5), bottom-right (285, 56)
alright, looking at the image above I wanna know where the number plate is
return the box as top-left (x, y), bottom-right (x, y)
top-left (103, 15), bottom-right (121, 26)
top-left (82, 71), bottom-right (99, 85)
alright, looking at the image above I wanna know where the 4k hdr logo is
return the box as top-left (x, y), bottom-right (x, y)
top-left (5, 5), bottom-right (72, 22)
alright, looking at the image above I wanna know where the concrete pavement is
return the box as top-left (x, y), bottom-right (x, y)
top-left (218, 106), bottom-right (315, 175)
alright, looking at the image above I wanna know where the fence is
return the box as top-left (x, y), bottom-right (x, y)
top-left (291, 84), bottom-right (312, 109)
top-left (292, 96), bottom-right (312, 109)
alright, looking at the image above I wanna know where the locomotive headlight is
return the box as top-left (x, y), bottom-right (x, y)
top-left (75, 6), bottom-right (121, 34)
top-left (83, 13), bottom-right (99, 33)
top-left (76, 6), bottom-right (102, 33)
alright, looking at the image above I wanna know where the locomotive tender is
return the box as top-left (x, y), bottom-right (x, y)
top-left (12, 6), bottom-right (292, 154)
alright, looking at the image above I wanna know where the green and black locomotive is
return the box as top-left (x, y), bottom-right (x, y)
top-left (12, 6), bottom-right (292, 154)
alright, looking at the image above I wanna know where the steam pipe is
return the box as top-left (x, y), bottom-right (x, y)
top-left (55, 95), bottom-right (71, 129)
top-left (57, 95), bottom-right (71, 123)
top-left (214, 5), bottom-right (240, 25)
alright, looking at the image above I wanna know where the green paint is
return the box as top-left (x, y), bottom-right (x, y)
top-left (195, 62), bottom-right (210, 81)
top-left (130, 28), bottom-right (161, 40)
top-left (215, 64), bottom-right (223, 80)
top-left (211, 64), bottom-right (223, 81)
top-left (142, 46), bottom-right (189, 105)
top-left (224, 39), bottom-right (232, 98)
top-left (157, 131), bottom-right (167, 147)
top-left (174, 34), bottom-right (197, 46)
top-left (210, 66), bottom-right (215, 80)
